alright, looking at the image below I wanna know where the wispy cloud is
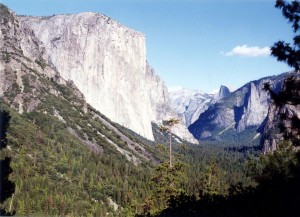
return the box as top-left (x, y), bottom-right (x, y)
top-left (168, 86), bottom-right (183, 92)
top-left (223, 45), bottom-right (271, 57)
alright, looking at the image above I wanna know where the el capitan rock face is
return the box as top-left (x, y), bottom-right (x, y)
top-left (20, 13), bottom-right (196, 142)
top-left (20, 13), bottom-right (155, 140)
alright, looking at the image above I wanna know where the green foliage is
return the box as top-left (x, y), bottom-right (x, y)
top-left (251, 141), bottom-right (298, 185)
top-left (0, 103), bottom-right (155, 215)
top-left (21, 74), bottom-right (32, 93)
top-left (0, 75), bottom-right (156, 216)
top-left (199, 160), bottom-right (223, 196)
top-left (0, 4), bottom-right (10, 20)
top-left (212, 126), bottom-right (260, 146)
top-left (159, 118), bottom-right (180, 132)
top-left (4, 81), bottom-right (21, 102)
top-left (0, 110), bottom-right (15, 216)
top-left (271, 0), bottom-right (300, 71)
top-left (145, 140), bottom-right (300, 217)
top-left (150, 161), bottom-right (187, 212)
top-left (35, 57), bottom-right (47, 70)
top-left (159, 118), bottom-right (180, 168)
top-left (2, 51), bottom-right (11, 63)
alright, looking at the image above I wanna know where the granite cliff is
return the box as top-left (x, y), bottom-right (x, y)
top-left (0, 5), bottom-right (58, 114)
top-left (20, 13), bottom-right (155, 140)
top-left (261, 74), bottom-right (300, 153)
top-left (19, 13), bottom-right (195, 142)
top-left (188, 73), bottom-right (288, 144)
top-left (169, 85), bottom-right (233, 128)
top-left (0, 4), bottom-right (160, 165)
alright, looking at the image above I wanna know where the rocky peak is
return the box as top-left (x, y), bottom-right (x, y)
top-left (188, 73), bottom-right (288, 143)
top-left (211, 85), bottom-right (231, 103)
top-left (219, 85), bottom-right (231, 98)
top-left (0, 4), bottom-right (60, 114)
top-left (235, 81), bottom-right (270, 132)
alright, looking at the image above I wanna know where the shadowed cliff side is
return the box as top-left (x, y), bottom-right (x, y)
top-left (261, 74), bottom-right (300, 152)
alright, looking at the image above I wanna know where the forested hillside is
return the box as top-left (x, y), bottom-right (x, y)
top-left (0, 94), bottom-right (256, 216)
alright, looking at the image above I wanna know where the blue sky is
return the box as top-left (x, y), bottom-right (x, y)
top-left (1, 0), bottom-right (294, 93)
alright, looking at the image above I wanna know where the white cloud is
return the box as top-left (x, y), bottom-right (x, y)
top-left (227, 85), bottom-right (237, 92)
top-left (168, 86), bottom-right (183, 92)
top-left (223, 45), bottom-right (271, 57)
top-left (209, 89), bottom-right (219, 94)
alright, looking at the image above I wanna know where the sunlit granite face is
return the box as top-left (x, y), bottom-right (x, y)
top-left (20, 13), bottom-right (196, 142)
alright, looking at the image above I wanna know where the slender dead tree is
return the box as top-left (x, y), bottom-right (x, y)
top-left (160, 118), bottom-right (180, 168)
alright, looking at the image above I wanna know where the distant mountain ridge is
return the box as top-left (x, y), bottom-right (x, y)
top-left (169, 85), bottom-right (233, 128)
top-left (169, 88), bottom-right (214, 126)
top-left (191, 73), bottom-right (289, 144)
top-left (169, 73), bottom-right (290, 145)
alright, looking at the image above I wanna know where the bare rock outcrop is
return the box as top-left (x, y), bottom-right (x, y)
top-left (188, 74), bottom-right (287, 142)
top-left (261, 74), bottom-right (300, 153)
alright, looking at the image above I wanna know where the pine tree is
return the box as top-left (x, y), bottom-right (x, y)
top-left (150, 161), bottom-right (186, 211)
top-left (271, 0), bottom-right (300, 71)
top-left (17, 200), bottom-right (25, 216)
top-left (264, 0), bottom-right (300, 148)
top-left (159, 118), bottom-right (180, 168)
top-left (199, 161), bottom-right (222, 196)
